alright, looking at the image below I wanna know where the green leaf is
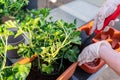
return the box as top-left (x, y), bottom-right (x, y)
top-left (41, 64), bottom-right (54, 74)
top-left (71, 36), bottom-right (81, 45)
top-left (0, 63), bottom-right (31, 80)
top-left (64, 46), bottom-right (80, 62)
top-left (5, 20), bottom-right (17, 28)
top-left (7, 45), bottom-right (17, 50)
top-left (12, 63), bottom-right (31, 80)
top-left (14, 28), bottom-right (23, 38)
top-left (56, 20), bottom-right (64, 28)
top-left (40, 8), bottom-right (50, 17)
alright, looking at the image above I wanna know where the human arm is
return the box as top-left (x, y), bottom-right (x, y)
top-left (78, 41), bottom-right (120, 75)
top-left (99, 44), bottom-right (120, 75)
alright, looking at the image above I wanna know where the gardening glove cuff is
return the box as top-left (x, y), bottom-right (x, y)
top-left (78, 40), bottom-right (112, 66)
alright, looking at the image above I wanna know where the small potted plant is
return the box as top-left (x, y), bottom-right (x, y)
top-left (0, 0), bottom-right (32, 76)
top-left (0, 20), bottom-right (26, 63)
top-left (0, 1), bottom-right (82, 79)
top-left (0, 0), bottom-right (29, 23)
top-left (12, 8), bottom-right (81, 79)
top-left (0, 21), bottom-right (31, 79)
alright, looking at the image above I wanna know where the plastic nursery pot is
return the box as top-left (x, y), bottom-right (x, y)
top-left (108, 40), bottom-right (120, 50)
top-left (13, 55), bottom-right (37, 65)
top-left (94, 28), bottom-right (115, 40)
top-left (107, 32), bottom-right (120, 51)
top-left (57, 62), bottom-right (78, 80)
top-left (111, 32), bottom-right (120, 42)
top-left (7, 34), bottom-right (25, 63)
top-left (26, 59), bottom-right (73, 80)
top-left (77, 20), bottom-right (93, 35)
top-left (79, 58), bottom-right (105, 74)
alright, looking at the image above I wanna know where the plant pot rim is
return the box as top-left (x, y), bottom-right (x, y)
top-left (79, 59), bottom-right (105, 74)
top-left (80, 59), bottom-right (104, 69)
top-left (13, 54), bottom-right (37, 65)
top-left (57, 62), bottom-right (78, 80)
top-left (8, 34), bottom-right (25, 45)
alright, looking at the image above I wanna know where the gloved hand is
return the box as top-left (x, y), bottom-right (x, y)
top-left (103, 18), bottom-right (119, 32)
top-left (78, 40), bottom-right (112, 66)
top-left (90, 0), bottom-right (120, 34)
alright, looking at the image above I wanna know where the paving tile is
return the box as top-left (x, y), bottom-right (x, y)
top-left (59, 0), bottom-right (99, 22)
top-left (112, 17), bottom-right (120, 31)
top-left (83, 0), bottom-right (105, 7)
top-left (94, 67), bottom-right (120, 80)
top-left (47, 8), bottom-right (86, 27)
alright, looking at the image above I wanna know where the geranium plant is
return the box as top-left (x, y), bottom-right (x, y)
top-left (14, 8), bottom-right (81, 75)
top-left (0, 20), bottom-right (31, 80)
top-left (0, 0), bottom-right (29, 23)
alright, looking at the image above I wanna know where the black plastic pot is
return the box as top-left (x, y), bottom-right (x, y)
top-left (7, 34), bottom-right (25, 63)
top-left (26, 58), bottom-right (72, 80)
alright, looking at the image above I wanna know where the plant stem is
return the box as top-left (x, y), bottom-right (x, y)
top-left (23, 32), bottom-right (29, 44)
top-left (52, 30), bottom-right (72, 58)
top-left (13, 3), bottom-right (24, 16)
top-left (2, 66), bottom-right (12, 69)
top-left (37, 56), bottom-right (41, 71)
top-left (0, 37), bottom-right (7, 71)
top-left (0, 36), bottom-right (5, 46)
top-left (28, 28), bottom-right (33, 47)
top-left (58, 54), bottom-right (64, 72)
top-left (61, 24), bottom-right (67, 36)
top-left (0, 73), bottom-right (3, 80)
top-left (52, 35), bottom-right (69, 58)
top-left (0, 53), bottom-right (4, 58)
top-left (62, 41), bottom-right (71, 48)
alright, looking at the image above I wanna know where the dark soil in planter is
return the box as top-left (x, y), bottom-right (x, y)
top-left (26, 58), bottom-right (72, 80)
top-left (86, 58), bottom-right (100, 67)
